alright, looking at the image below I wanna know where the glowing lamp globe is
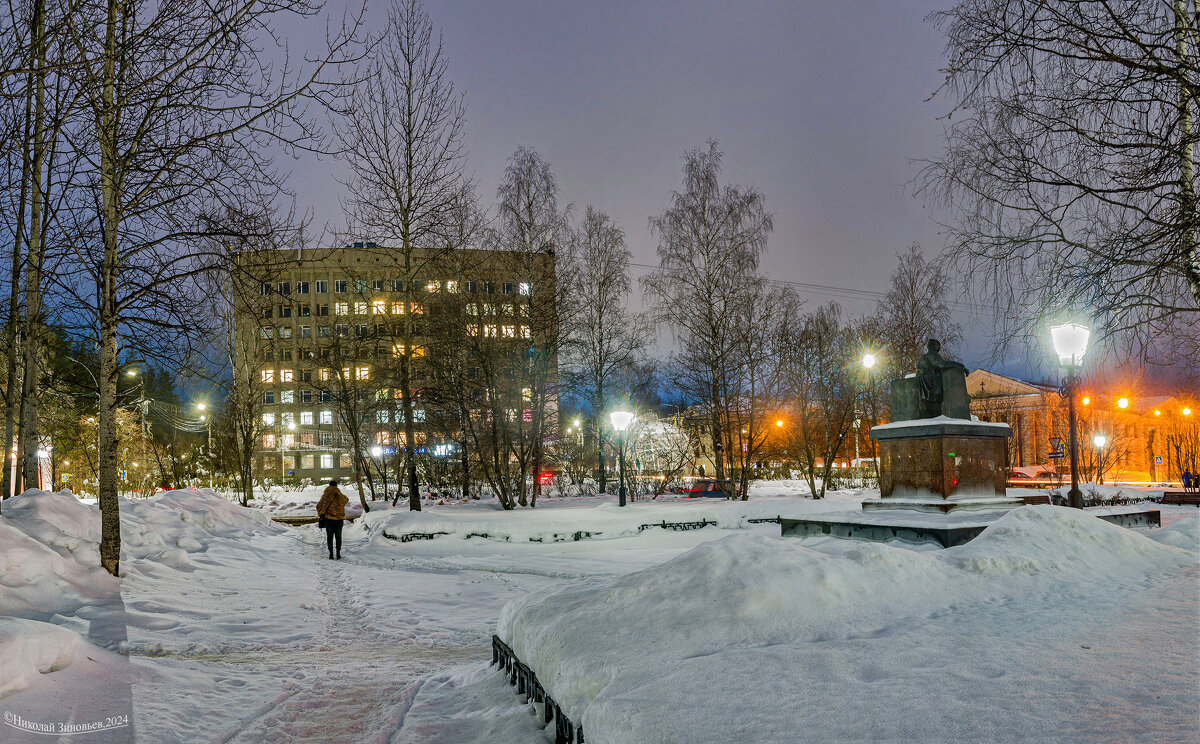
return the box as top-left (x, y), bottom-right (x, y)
top-left (610, 411), bottom-right (635, 432)
top-left (1093, 435), bottom-right (1107, 448)
top-left (862, 353), bottom-right (877, 369)
top-left (1049, 322), bottom-right (1090, 368)
top-left (1116, 397), bottom-right (1129, 409)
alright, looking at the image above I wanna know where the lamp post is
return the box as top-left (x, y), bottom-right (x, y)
top-left (861, 351), bottom-right (880, 484)
top-left (1050, 322), bottom-right (1090, 509)
top-left (610, 410), bottom-right (634, 507)
top-left (197, 403), bottom-right (212, 489)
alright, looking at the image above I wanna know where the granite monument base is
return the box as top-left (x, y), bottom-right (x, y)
top-left (864, 416), bottom-right (1022, 514)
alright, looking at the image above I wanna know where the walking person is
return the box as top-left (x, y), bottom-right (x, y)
top-left (1183, 470), bottom-right (1192, 494)
top-left (316, 479), bottom-right (349, 560)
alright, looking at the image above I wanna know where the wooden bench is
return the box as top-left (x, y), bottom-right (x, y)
top-left (1162, 490), bottom-right (1200, 506)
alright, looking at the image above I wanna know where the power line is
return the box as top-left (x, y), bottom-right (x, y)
top-left (627, 261), bottom-right (996, 318)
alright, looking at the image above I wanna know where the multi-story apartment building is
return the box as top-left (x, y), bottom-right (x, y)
top-left (232, 242), bottom-right (558, 487)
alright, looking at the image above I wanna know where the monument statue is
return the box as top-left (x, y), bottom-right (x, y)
top-left (916, 339), bottom-right (968, 418)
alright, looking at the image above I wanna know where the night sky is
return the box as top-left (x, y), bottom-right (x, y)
top-left (291, 1), bottom-right (1018, 372)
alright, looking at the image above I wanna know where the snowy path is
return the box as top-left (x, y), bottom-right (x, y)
top-left (99, 521), bottom-right (734, 743)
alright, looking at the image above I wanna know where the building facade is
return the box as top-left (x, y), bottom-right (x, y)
top-left (232, 243), bottom-right (558, 488)
top-left (966, 369), bottom-right (1197, 483)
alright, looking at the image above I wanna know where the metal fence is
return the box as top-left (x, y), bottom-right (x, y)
top-left (492, 635), bottom-right (584, 744)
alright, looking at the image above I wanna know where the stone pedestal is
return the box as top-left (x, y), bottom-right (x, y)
top-left (864, 417), bottom-right (1021, 513)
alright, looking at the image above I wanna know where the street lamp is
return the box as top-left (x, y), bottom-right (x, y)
top-left (196, 402), bottom-right (212, 489)
top-left (862, 352), bottom-right (877, 369)
top-left (610, 410), bottom-right (635, 507)
top-left (1050, 321), bottom-right (1090, 509)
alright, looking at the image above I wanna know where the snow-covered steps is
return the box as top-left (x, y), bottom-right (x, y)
top-left (782, 504), bottom-right (1161, 548)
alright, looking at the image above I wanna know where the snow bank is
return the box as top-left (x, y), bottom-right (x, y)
top-left (0, 488), bottom-right (283, 623)
top-left (0, 617), bottom-right (83, 698)
top-left (364, 493), bottom-right (861, 546)
top-left (1149, 515), bottom-right (1200, 551)
top-left (495, 506), bottom-right (1198, 743)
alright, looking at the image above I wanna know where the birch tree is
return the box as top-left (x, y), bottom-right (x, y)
top-left (563, 206), bottom-right (649, 494)
top-left (64, 0), bottom-right (360, 575)
top-left (643, 141), bottom-right (774, 489)
top-left (338, 0), bottom-right (468, 512)
top-left (922, 0), bottom-right (1200, 362)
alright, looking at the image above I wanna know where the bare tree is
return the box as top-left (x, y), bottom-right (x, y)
top-left (62, 0), bottom-right (361, 575)
top-left (563, 206), bottom-right (649, 494)
top-left (339, 0), bottom-right (468, 512)
top-left (643, 141), bottom-right (774, 491)
top-left (489, 146), bottom-right (572, 507)
top-left (873, 244), bottom-right (961, 376)
top-left (921, 0), bottom-right (1200, 363)
top-left (780, 303), bottom-right (862, 499)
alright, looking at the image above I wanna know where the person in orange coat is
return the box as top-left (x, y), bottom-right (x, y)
top-left (316, 479), bottom-right (349, 560)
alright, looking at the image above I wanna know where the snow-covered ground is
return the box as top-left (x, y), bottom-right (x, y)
top-left (0, 485), bottom-right (1195, 743)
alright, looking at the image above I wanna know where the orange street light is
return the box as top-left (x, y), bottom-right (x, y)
top-left (1081, 396), bottom-right (1091, 406)
top-left (1184, 407), bottom-right (1193, 416)
top-left (1154, 410), bottom-right (1161, 416)
top-left (775, 419), bottom-right (784, 428)
top-left (1116, 397), bottom-right (1130, 409)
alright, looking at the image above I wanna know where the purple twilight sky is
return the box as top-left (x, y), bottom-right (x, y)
top-left (288, 0), bottom-right (1023, 373)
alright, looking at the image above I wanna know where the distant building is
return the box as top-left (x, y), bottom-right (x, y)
top-left (232, 242), bottom-right (557, 486)
top-left (966, 369), bottom-right (1196, 483)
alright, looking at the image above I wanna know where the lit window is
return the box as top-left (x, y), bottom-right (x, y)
top-left (446, 280), bottom-right (459, 293)
top-left (520, 325), bottom-right (531, 339)
top-left (262, 434), bottom-right (276, 449)
top-left (320, 454), bottom-right (334, 468)
top-left (280, 369), bottom-right (294, 382)
top-left (522, 387), bottom-right (532, 401)
top-left (319, 368), bottom-right (330, 381)
top-left (484, 324), bottom-right (498, 337)
top-left (411, 302), bottom-right (424, 314)
top-left (354, 301), bottom-right (368, 315)
top-left (281, 412), bottom-right (293, 425)
top-left (301, 454), bottom-right (315, 469)
top-left (320, 410), bottom-right (333, 424)
top-left (466, 303), bottom-right (478, 316)
top-left (261, 369), bottom-right (275, 383)
top-left (482, 303), bottom-right (496, 316)
top-left (391, 301), bottom-right (405, 315)
top-left (262, 413), bottom-right (276, 426)
top-left (377, 410), bottom-right (390, 424)
top-left (372, 300), bottom-right (386, 315)
top-left (519, 282), bottom-right (531, 296)
top-left (300, 411), bottom-right (313, 425)
top-left (339, 454), bottom-right (352, 468)
top-left (356, 366), bottom-right (370, 381)
top-left (503, 304), bottom-right (514, 317)
top-left (502, 325), bottom-right (515, 338)
top-left (376, 430), bottom-right (391, 445)
top-left (426, 280), bottom-right (441, 293)
top-left (282, 434), bottom-right (295, 448)
top-left (519, 305), bottom-right (530, 318)
top-left (335, 302), bottom-right (349, 315)
top-left (414, 409), bottom-right (425, 422)
top-left (466, 324), bottom-right (480, 336)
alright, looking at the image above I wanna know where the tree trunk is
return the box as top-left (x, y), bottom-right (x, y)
top-left (0, 76), bottom-right (32, 502)
top-left (1176, 0), bottom-right (1200, 304)
top-left (18, 0), bottom-right (46, 491)
top-left (96, 0), bottom-right (123, 577)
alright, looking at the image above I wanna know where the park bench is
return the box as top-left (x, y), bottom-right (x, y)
top-left (1162, 490), bottom-right (1200, 506)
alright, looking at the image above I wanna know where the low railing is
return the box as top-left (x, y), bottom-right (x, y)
top-left (746, 516), bottom-right (782, 524)
top-left (492, 635), bottom-right (584, 744)
top-left (638, 519), bottom-right (717, 532)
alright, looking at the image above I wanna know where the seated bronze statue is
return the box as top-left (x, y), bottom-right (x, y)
top-left (917, 339), bottom-right (968, 418)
